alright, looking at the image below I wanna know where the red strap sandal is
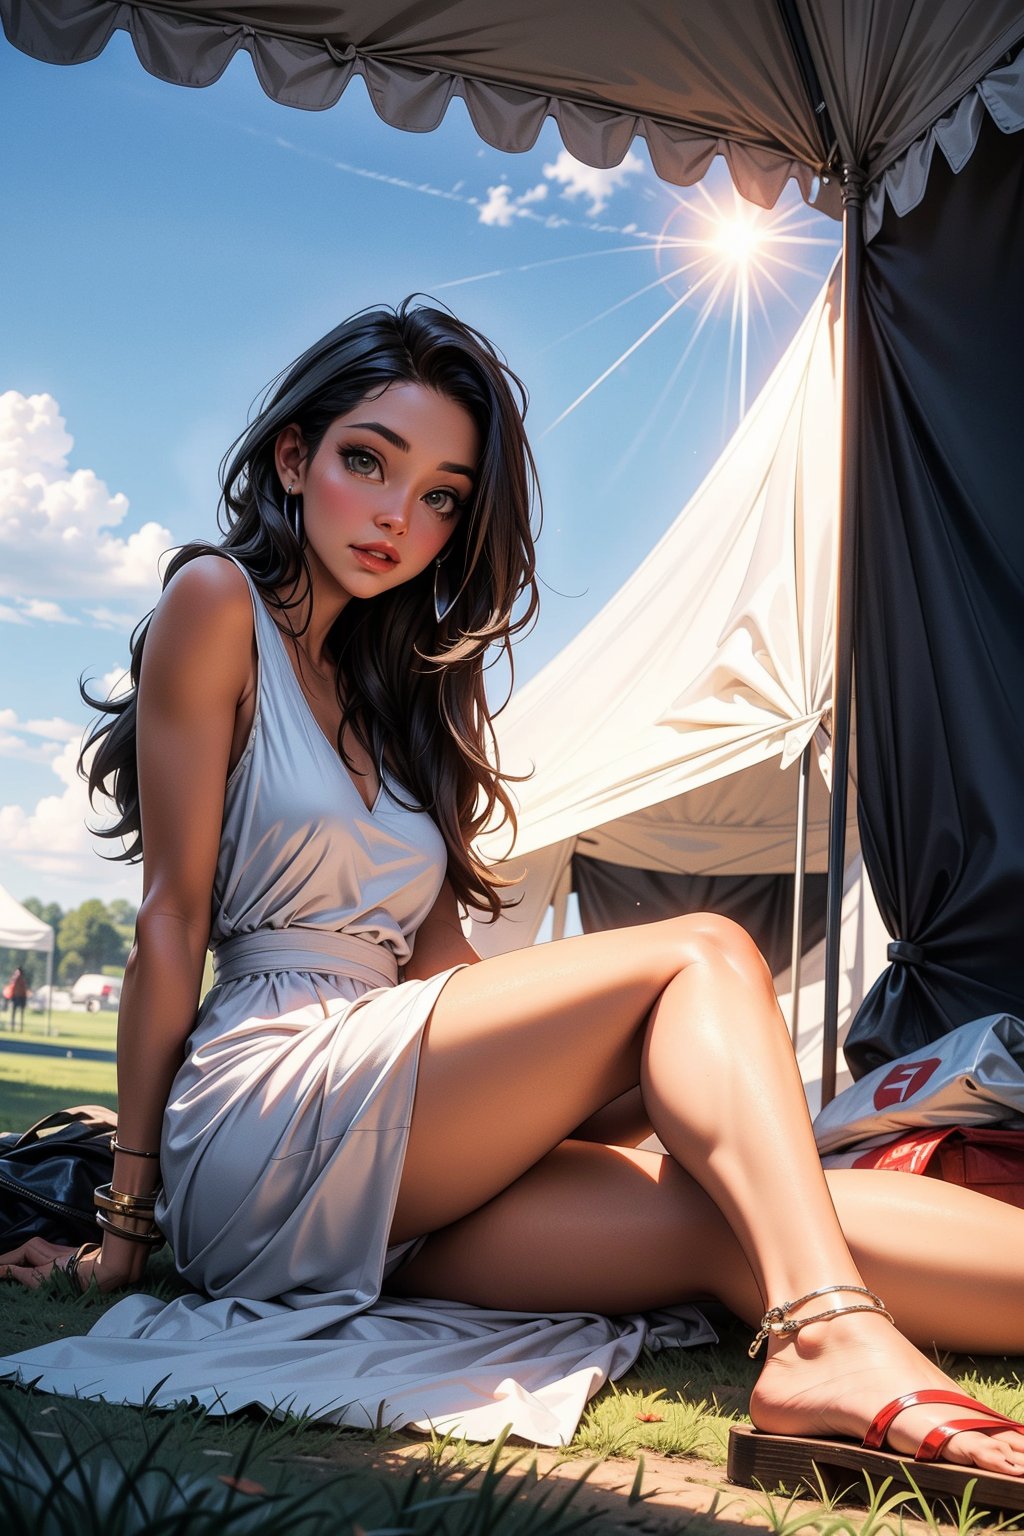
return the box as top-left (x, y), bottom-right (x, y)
top-left (729, 1287), bottom-right (1024, 1515)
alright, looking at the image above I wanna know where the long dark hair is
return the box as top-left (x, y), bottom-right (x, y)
top-left (81, 300), bottom-right (540, 919)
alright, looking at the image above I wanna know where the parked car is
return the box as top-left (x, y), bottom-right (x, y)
top-left (70, 974), bottom-right (123, 1012)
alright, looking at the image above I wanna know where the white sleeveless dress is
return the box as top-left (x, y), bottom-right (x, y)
top-left (0, 562), bottom-right (713, 1444)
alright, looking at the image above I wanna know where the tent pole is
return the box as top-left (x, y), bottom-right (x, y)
top-left (822, 166), bottom-right (864, 1107)
top-left (550, 863), bottom-right (573, 943)
top-left (46, 946), bottom-right (53, 1037)
top-left (789, 740), bottom-right (812, 1049)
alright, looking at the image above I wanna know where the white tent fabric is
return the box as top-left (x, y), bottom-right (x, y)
top-left (0, 884), bottom-right (53, 955)
top-left (471, 264), bottom-right (851, 946)
top-left (0, 882), bottom-right (54, 1022)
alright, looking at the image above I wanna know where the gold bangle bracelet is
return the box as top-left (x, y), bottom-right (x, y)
top-left (95, 1211), bottom-right (165, 1247)
top-left (94, 1183), bottom-right (160, 1215)
top-left (105, 1182), bottom-right (159, 1206)
top-left (95, 1207), bottom-right (159, 1235)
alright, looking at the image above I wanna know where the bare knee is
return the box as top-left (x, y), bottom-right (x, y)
top-left (661, 911), bottom-right (774, 989)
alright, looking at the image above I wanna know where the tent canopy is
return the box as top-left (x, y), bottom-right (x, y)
top-left (479, 269), bottom-right (845, 874)
top-left (470, 269), bottom-right (855, 956)
top-left (6, 1), bottom-right (1024, 227)
top-left (0, 884), bottom-right (54, 954)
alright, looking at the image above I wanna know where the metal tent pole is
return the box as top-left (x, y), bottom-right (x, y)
top-left (821, 166), bottom-right (864, 1107)
top-left (788, 740), bottom-right (812, 1049)
top-left (550, 861), bottom-right (573, 943)
top-left (45, 945), bottom-right (54, 1036)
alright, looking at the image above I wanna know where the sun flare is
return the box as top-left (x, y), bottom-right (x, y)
top-left (709, 209), bottom-right (764, 265)
top-left (438, 176), bottom-right (839, 439)
top-left (542, 181), bottom-right (837, 434)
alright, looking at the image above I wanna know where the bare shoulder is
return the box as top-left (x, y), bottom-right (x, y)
top-left (144, 552), bottom-right (254, 702)
top-left (159, 551), bottom-right (252, 624)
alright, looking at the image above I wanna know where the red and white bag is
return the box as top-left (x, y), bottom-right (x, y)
top-left (820, 1125), bottom-right (1024, 1210)
top-left (812, 1013), bottom-right (1024, 1156)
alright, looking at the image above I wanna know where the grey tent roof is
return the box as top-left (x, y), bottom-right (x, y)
top-left (6, 1), bottom-right (1023, 224)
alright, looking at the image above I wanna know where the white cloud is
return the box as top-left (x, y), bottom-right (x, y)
top-left (0, 733), bottom-right (135, 890)
top-left (477, 181), bottom-right (549, 227)
top-left (478, 184), bottom-right (517, 228)
top-left (0, 708), bottom-right (83, 764)
top-left (98, 665), bottom-right (132, 701)
top-left (0, 674), bottom-right (139, 892)
top-left (85, 605), bottom-right (144, 631)
top-left (0, 391), bottom-right (174, 622)
top-left (24, 715), bottom-right (82, 743)
top-left (20, 598), bottom-right (78, 624)
top-left (542, 149), bottom-right (644, 215)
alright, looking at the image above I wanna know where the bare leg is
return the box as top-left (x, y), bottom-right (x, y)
top-left (396, 1149), bottom-right (1024, 1358)
top-left (392, 915), bottom-right (1024, 1474)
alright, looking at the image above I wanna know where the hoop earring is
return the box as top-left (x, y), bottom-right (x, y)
top-left (433, 555), bottom-right (454, 623)
top-left (283, 483), bottom-right (304, 546)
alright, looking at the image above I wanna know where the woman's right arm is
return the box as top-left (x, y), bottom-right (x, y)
top-left (86, 555), bottom-right (256, 1290)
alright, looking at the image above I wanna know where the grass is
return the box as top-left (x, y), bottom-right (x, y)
top-left (4, 1007), bottom-right (118, 1050)
top-left (3, 1075), bottom-right (1024, 1531)
top-left (0, 1010), bottom-right (117, 1128)
top-left (0, 1388), bottom-right (606, 1535)
top-left (4, 1266), bottom-right (1023, 1532)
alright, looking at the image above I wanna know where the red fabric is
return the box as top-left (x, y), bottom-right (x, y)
top-left (850, 1126), bottom-right (1024, 1209)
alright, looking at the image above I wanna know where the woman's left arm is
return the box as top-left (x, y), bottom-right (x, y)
top-left (403, 880), bottom-right (480, 980)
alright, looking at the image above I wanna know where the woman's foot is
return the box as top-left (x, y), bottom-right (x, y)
top-left (749, 1304), bottom-right (1024, 1478)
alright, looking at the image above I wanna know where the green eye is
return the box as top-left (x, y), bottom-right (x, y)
top-left (425, 489), bottom-right (461, 517)
top-left (345, 449), bottom-right (378, 475)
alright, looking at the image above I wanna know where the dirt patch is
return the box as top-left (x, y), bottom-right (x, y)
top-left (287, 1437), bottom-right (1015, 1535)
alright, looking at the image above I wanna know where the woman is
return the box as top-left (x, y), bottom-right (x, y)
top-left (4, 967), bottom-right (28, 1031)
top-left (1, 302), bottom-right (1022, 1494)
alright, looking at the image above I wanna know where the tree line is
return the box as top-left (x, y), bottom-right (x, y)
top-left (1, 897), bottom-right (137, 988)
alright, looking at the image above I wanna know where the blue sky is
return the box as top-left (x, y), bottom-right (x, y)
top-left (0, 29), bottom-right (840, 910)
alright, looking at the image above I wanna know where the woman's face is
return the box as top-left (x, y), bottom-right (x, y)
top-left (277, 382), bottom-right (479, 608)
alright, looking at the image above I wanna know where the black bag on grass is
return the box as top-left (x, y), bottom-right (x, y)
top-left (0, 1105), bottom-right (116, 1248)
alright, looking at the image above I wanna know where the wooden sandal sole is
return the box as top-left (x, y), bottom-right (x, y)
top-left (728, 1424), bottom-right (1024, 1517)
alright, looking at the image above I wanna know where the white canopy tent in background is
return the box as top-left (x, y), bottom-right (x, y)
top-left (468, 266), bottom-right (887, 1104)
top-left (0, 883), bottom-right (54, 1032)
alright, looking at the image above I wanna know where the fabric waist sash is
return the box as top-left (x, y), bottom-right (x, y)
top-left (211, 928), bottom-right (398, 989)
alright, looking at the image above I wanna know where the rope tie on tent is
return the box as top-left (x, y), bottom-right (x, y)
top-left (887, 940), bottom-right (926, 966)
top-left (840, 164), bottom-right (865, 207)
top-left (323, 40), bottom-right (358, 63)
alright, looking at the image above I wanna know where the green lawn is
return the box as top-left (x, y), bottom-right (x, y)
top-left (0, 1010), bottom-right (117, 1130)
top-left (3, 1050), bottom-right (1024, 1531)
top-left (5, 1006), bottom-right (118, 1051)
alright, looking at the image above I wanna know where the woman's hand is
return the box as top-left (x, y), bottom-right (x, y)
top-left (0, 1236), bottom-right (136, 1294)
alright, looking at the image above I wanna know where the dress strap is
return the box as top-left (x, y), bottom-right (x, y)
top-left (211, 929), bottom-right (398, 989)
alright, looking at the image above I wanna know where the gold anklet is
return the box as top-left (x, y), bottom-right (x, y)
top-left (749, 1284), bottom-right (893, 1358)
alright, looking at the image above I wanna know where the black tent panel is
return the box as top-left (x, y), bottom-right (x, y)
top-left (573, 855), bottom-right (828, 977)
top-left (846, 110), bottom-right (1024, 1075)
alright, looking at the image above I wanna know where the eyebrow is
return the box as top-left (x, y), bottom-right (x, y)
top-left (348, 422), bottom-right (476, 482)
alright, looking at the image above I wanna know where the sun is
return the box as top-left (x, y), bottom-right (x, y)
top-left (709, 208), bottom-right (764, 265)
top-left (436, 175), bottom-right (838, 438)
top-left (541, 180), bottom-right (837, 434)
